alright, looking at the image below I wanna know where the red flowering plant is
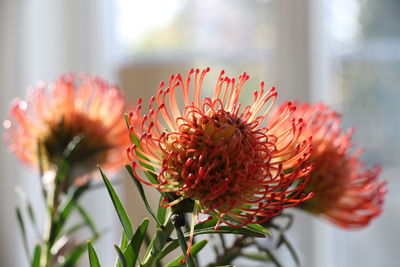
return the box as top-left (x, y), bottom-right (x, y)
top-left (206, 102), bottom-right (387, 266)
top-left (88, 68), bottom-right (314, 267)
top-left (281, 102), bottom-right (386, 228)
top-left (231, 102), bottom-right (386, 266)
top-left (4, 74), bottom-right (129, 267)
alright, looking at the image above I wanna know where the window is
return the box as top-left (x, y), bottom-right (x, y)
top-left (327, 0), bottom-right (400, 266)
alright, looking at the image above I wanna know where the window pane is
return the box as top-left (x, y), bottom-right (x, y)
top-left (329, 1), bottom-right (400, 266)
top-left (116, 0), bottom-right (276, 85)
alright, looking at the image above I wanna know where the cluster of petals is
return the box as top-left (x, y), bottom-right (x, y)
top-left (3, 73), bottom-right (129, 180)
top-left (127, 68), bottom-right (314, 227)
top-left (277, 102), bottom-right (387, 228)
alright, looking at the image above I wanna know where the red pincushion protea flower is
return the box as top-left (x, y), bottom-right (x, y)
top-left (274, 102), bottom-right (386, 228)
top-left (3, 73), bottom-right (129, 183)
top-left (127, 68), bottom-right (314, 229)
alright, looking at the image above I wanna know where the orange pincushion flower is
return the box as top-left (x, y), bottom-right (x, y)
top-left (127, 68), bottom-right (314, 228)
top-left (276, 102), bottom-right (386, 228)
top-left (3, 73), bottom-right (129, 182)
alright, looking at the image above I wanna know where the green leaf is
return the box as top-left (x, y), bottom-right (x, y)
top-left (116, 232), bottom-right (129, 267)
top-left (242, 253), bottom-right (271, 262)
top-left (189, 226), bottom-right (268, 238)
top-left (246, 224), bottom-right (271, 236)
top-left (15, 186), bottom-right (39, 237)
top-left (51, 184), bottom-right (89, 244)
top-left (114, 245), bottom-right (127, 267)
top-left (31, 244), bottom-right (41, 267)
top-left (124, 114), bottom-right (159, 185)
top-left (87, 241), bottom-right (101, 267)
top-left (153, 227), bottom-right (170, 254)
top-left (125, 165), bottom-right (161, 226)
top-left (278, 232), bottom-right (300, 267)
top-left (194, 217), bottom-right (218, 230)
top-left (15, 207), bottom-right (30, 262)
top-left (162, 224), bottom-right (268, 263)
top-left (123, 218), bottom-right (150, 266)
top-left (76, 204), bottom-right (98, 236)
top-left (142, 220), bottom-right (175, 267)
top-left (156, 241), bottom-right (180, 262)
top-left (165, 239), bottom-right (208, 267)
top-left (99, 166), bottom-right (133, 239)
top-left (120, 232), bottom-right (129, 251)
top-left (62, 233), bottom-right (99, 267)
top-left (261, 248), bottom-right (283, 267)
top-left (157, 195), bottom-right (168, 226)
top-left (62, 242), bottom-right (88, 267)
top-left (63, 222), bottom-right (85, 236)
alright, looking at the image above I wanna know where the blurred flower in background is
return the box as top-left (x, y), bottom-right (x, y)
top-left (281, 102), bottom-right (386, 228)
top-left (3, 74), bottom-right (129, 187)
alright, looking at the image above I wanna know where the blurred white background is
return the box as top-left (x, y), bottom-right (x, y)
top-left (1, 0), bottom-right (399, 266)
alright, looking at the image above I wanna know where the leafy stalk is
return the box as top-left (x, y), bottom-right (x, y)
top-left (175, 225), bottom-right (196, 267)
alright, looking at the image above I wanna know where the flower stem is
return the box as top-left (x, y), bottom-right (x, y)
top-left (41, 182), bottom-right (60, 267)
top-left (141, 217), bottom-right (174, 267)
top-left (40, 163), bottom-right (66, 267)
top-left (175, 224), bottom-right (196, 267)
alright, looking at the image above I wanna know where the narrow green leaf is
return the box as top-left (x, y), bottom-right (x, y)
top-left (242, 253), bottom-right (271, 262)
top-left (247, 224), bottom-right (271, 236)
top-left (15, 186), bottom-right (40, 237)
top-left (123, 218), bottom-right (150, 266)
top-left (62, 242), bottom-right (88, 266)
top-left (194, 217), bottom-right (218, 230)
top-left (76, 204), bottom-right (98, 236)
top-left (116, 232), bottom-right (129, 267)
top-left (222, 213), bottom-right (270, 236)
top-left (63, 222), bottom-right (85, 236)
top-left (62, 235), bottom-right (99, 267)
top-left (87, 241), bottom-right (101, 267)
top-left (165, 239), bottom-right (208, 267)
top-left (189, 226), bottom-right (267, 238)
top-left (125, 165), bottom-right (161, 226)
top-left (124, 114), bottom-right (158, 185)
top-left (51, 184), bottom-right (89, 243)
top-left (263, 248), bottom-right (283, 267)
top-left (15, 207), bottom-right (30, 262)
top-left (153, 227), bottom-right (170, 253)
top-left (124, 113), bottom-right (131, 129)
top-left (280, 233), bottom-right (300, 267)
top-left (157, 195), bottom-right (168, 226)
top-left (37, 141), bottom-right (48, 199)
top-left (156, 241), bottom-right (180, 262)
top-left (142, 220), bottom-right (175, 266)
top-left (99, 166), bottom-right (133, 239)
top-left (31, 244), bottom-right (41, 267)
top-left (114, 245), bottom-right (127, 267)
top-left (120, 232), bottom-right (129, 251)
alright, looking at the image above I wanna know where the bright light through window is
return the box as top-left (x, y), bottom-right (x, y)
top-left (115, 0), bottom-right (184, 49)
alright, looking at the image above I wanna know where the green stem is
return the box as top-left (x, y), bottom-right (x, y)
top-left (175, 225), bottom-right (196, 267)
top-left (141, 218), bottom-right (174, 267)
top-left (207, 236), bottom-right (245, 266)
top-left (41, 183), bottom-right (60, 267)
top-left (40, 164), bottom-right (67, 267)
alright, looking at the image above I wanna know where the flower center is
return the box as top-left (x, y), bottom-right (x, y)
top-left (42, 112), bottom-right (111, 170)
top-left (160, 109), bottom-right (271, 213)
